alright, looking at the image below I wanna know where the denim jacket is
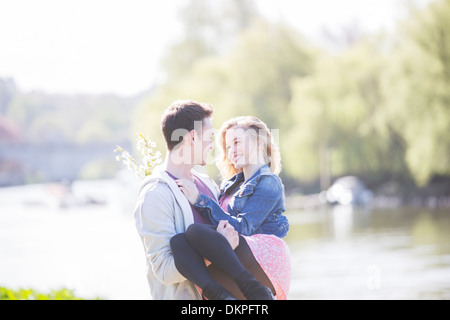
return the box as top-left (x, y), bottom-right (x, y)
top-left (194, 165), bottom-right (289, 238)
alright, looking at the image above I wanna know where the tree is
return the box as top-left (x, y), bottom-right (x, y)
top-left (134, 0), bottom-right (450, 190)
top-left (0, 78), bottom-right (17, 115)
top-left (160, 0), bottom-right (259, 80)
top-left (133, 18), bottom-right (316, 181)
top-left (382, 0), bottom-right (450, 185)
top-left (0, 115), bottom-right (22, 144)
top-left (284, 37), bottom-right (411, 188)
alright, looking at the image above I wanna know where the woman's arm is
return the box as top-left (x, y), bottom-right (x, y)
top-left (175, 179), bottom-right (240, 247)
top-left (194, 175), bottom-right (282, 236)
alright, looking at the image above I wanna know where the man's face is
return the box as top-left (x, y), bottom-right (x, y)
top-left (192, 117), bottom-right (214, 166)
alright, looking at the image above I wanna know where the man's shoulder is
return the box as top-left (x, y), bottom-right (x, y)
top-left (137, 179), bottom-right (177, 219)
top-left (139, 177), bottom-right (173, 201)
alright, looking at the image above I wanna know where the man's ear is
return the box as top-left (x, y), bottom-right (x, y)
top-left (189, 130), bottom-right (196, 144)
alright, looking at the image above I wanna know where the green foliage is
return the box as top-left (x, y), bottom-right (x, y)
top-left (0, 287), bottom-right (97, 300)
top-left (161, 0), bottom-right (259, 80)
top-left (2, 0), bottom-right (448, 190)
top-left (286, 39), bottom-right (410, 182)
top-left (382, 0), bottom-right (450, 185)
top-left (132, 16), bottom-right (316, 181)
top-left (137, 0), bottom-right (450, 189)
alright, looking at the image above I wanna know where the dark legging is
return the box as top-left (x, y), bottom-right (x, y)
top-left (170, 223), bottom-right (275, 299)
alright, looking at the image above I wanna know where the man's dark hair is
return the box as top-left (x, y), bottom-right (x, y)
top-left (160, 100), bottom-right (213, 151)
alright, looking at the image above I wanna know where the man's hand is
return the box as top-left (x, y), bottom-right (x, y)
top-left (216, 220), bottom-right (239, 250)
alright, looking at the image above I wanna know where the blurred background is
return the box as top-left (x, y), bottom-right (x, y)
top-left (0, 0), bottom-right (449, 299)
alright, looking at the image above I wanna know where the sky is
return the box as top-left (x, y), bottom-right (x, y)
top-left (0, 0), bottom-right (432, 96)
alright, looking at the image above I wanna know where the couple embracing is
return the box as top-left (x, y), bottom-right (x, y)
top-left (134, 100), bottom-right (291, 300)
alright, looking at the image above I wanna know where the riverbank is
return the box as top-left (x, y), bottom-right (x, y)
top-left (286, 175), bottom-right (450, 210)
top-left (372, 175), bottom-right (450, 208)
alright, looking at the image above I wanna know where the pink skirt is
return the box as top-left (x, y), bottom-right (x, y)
top-left (242, 234), bottom-right (291, 300)
top-left (200, 196), bottom-right (291, 299)
top-left (197, 234), bottom-right (291, 300)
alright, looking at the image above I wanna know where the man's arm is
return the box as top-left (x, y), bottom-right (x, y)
top-left (135, 183), bottom-right (186, 285)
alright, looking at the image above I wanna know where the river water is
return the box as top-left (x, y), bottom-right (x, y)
top-left (1, 180), bottom-right (449, 299)
top-left (286, 205), bottom-right (450, 299)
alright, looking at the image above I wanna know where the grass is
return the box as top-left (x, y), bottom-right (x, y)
top-left (0, 287), bottom-right (101, 300)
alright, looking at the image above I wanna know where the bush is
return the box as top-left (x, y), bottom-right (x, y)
top-left (0, 287), bottom-right (100, 300)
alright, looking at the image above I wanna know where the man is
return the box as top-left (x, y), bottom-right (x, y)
top-left (134, 100), bottom-right (238, 299)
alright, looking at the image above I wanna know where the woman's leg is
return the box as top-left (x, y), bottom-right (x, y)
top-left (207, 234), bottom-right (276, 300)
top-left (234, 235), bottom-right (276, 295)
top-left (185, 224), bottom-right (274, 300)
top-left (170, 233), bottom-right (214, 289)
top-left (170, 233), bottom-right (236, 300)
top-left (185, 224), bottom-right (245, 278)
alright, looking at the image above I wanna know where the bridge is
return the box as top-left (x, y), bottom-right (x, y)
top-left (0, 142), bottom-right (132, 186)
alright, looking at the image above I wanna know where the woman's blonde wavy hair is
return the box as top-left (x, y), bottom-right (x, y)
top-left (215, 116), bottom-right (282, 181)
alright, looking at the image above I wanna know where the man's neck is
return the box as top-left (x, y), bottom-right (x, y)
top-left (165, 152), bottom-right (195, 180)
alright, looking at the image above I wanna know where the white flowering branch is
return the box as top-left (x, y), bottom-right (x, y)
top-left (114, 133), bottom-right (162, 179)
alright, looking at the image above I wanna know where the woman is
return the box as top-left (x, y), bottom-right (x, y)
top-left (170, 116), bottom-right (291, 300)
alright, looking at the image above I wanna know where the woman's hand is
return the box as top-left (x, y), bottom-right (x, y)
top-left (175, 179), bottom-right (199, 205)
top-left (216, 220), bottom-right (239, 250)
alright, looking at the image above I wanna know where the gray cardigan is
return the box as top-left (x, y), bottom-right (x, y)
top-left (133, 165), bottom-right (219, 300)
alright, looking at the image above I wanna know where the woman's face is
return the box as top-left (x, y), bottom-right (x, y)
top-left (225, 126), bottom-right (259, 170)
